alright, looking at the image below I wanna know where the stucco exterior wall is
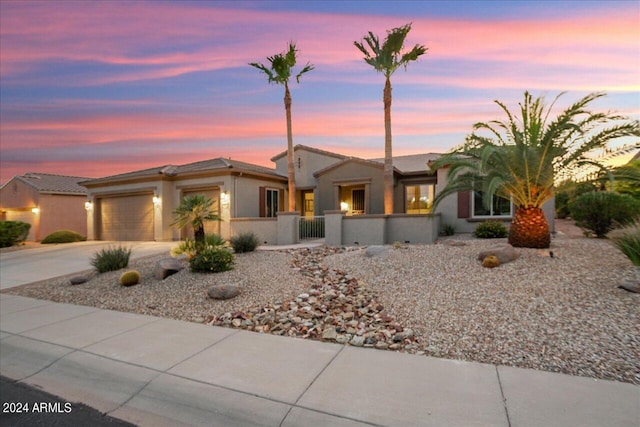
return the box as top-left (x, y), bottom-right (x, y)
top-left (274, 148), bottom-right (343, 188)
top-left (317, 162), bottom-right (385, 215)
top-left (0, 179), bottom-right (38, 209)
top-left (230, 218), bottom-right (277, 244)
top-left (38, 194), bottom-right (87, 239)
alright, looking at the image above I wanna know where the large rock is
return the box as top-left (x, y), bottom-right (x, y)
top-left (69, 275), bottom-right (90, 285)
top-left (207, 284), bottom-right (240, 300)
top-left (477, 244), bottom-right (519, 265)
top-left (155, 258), bottom-right (185, 280)
top-left (364, 245), bottom-right (389, 258)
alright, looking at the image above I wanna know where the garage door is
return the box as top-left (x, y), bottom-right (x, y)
top-left (98, 194), bottom-right (154, 241)
top-left (181, 189), bottom-right (220, 238)
top-left (6, 210), bottom-right (36, 241)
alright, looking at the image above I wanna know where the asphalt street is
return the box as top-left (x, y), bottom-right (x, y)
top-left (0, 376), bottom-right (135, 427)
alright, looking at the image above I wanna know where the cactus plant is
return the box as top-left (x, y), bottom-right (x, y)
top-left (481, 255), bottom-right (500, 268)
top-left (120, 270), bottom-right (141, 286)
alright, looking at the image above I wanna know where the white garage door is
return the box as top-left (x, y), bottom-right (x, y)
top-left (98, 194), bottom-right (154, 241)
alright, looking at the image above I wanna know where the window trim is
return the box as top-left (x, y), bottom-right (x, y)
top-left (404, 183), bottom-right (434, 214)
top-left (471, 190), bottom-right (513, 218)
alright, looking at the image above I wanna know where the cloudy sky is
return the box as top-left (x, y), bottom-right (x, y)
top-left (1, 0), bottom-right (638, 183)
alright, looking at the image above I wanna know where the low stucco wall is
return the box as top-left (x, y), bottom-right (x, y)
top-left (327, 212), bottom-right (440, 246)
top-left (230, 218), bottom-right (277, 245)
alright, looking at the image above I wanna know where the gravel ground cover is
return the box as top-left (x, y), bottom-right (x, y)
top-left (3, 235), bottom-right (638, 385)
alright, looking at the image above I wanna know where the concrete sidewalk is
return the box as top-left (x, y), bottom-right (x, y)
top-left (1, 294), bottom-right (638, 427)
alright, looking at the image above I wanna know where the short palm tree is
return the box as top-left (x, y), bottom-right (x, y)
top-left (355, 23), bottom-right (427, 214)
top-left (430, 91), bottom-right (640, 248)
top-left (250, 43), bottom-right (314, 213)
top-left (171, 195), bottom-right (219, 244)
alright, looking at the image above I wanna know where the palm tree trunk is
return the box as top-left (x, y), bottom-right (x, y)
top-left (383, 76), bottom-right (393, 215)
top-left (284, 84), bottom-right (295, 213)
top-left (508, 206), bottom-right (550, 248)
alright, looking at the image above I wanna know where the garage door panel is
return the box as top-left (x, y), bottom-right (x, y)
top-left (99, 194), bottom-right (154, 241)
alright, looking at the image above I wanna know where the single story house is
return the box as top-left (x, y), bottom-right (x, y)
top-left (0, 173), bottom-right (89, 241)
top-left (80, 158), bottom-right (288, 243)
top-left (80, 144), bottom-right (554, 244)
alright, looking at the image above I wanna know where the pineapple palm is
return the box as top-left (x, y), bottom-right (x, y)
top-left (355, 23), bottom-right (427, 214)
top-left (250, 43), bottom-right (314, 212)
top-left (430, 91), bottom-right (640, 248)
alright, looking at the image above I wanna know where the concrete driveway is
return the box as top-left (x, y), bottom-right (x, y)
top-left (0, 241), bottom-right (177, 290)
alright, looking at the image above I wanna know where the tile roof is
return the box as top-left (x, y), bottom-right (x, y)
top-left (81, 157), bottom-right (285, 186)
top-left (6, 173), bottom-right (89, 195)
top-left (370, 153), bottom-right (441, 173)
top-left (270, 144), bottom-right (350, 162)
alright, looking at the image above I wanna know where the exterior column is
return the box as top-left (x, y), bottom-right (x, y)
top-left (277, 211), bottom-right (299, 245)
top-left (324, 210), bottom-right (345, 247)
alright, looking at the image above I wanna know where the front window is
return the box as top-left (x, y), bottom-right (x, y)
top-left (405, 184), bottom-right (434, 214)
top-left (266, 189), bottom-right (279, 217)
top-left (473, 191), bottom-right (512, 217)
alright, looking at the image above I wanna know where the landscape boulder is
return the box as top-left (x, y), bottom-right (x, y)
top-left (207, 284), bottom-right (240, 300)
top-left (69, 275), bottom-right (90, 285)
top-left (477, 244), bottom-right (519, 265)
top-left (441, 240), bottom-right (468, 247)
top-left (364, 245), bottom-right (389, 258)
top-left (154, 258), bottom-right (185, 280)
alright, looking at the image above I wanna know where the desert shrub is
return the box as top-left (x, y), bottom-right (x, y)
top-left (41, 229), bottom-right (86, 244)
top-left (555, 192), bottom-right (571, 219)
top-left (189, 246), bottom-right (235, 273)
top-left (474, 221), bottom-right (508, 239)
top-left (443, 224), bottom-right (456, 236)
top-left (170, 238), bottom-right (198, 259)
top-left (91, 245), bottom-right (132, 273)
top-left (204, 233), bottom-right (226, 247)
top-left (0, 221), bottom-right (31, 247)
top-left (570, 192), bottom-right (640, 238)
top-left (120, 270), bottom-right (141, 286)
top-left (230, 232), bottom-right (259, 253)
top-left (609, 222), bottom-right (640, 266)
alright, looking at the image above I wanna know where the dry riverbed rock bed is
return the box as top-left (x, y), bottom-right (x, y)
top-left (4, 237), bottom-right (639, 385)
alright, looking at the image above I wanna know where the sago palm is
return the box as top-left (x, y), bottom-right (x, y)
top-left (430, 91), bottom-right (640, 248)
top-left (171, 195), bottom-right (219, 244)
top-left (250, 43), bottom-right (314, 213)
top-left (355, 23), bottom-right (427, 214)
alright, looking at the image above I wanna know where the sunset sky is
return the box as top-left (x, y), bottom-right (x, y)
top-left (1, 0), bottom-right (638, 183)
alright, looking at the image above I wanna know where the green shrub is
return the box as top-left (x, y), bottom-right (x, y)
top-left (120, 270), bottom-right (141, 286)
top-left (204, 233), bottom-right (226, 247)
top-left (0, 221), bottom-right (31, 248)
top-left (170, 238), bottom-right (198, 259)
top-left (91, 245), bottom-right (132, 273)
top-left (41, 229), bottom-right (86, 244)
top-left (230, 232), bottom-right (259, 253)
top-left (555, 192), bottom-right (571, 219)
top-left (609, 222), bottom-right (640, 266)
top-left (443, 224), bottom-right (456, 236)
top-left (189, 247), bottom-right (235, 273)
top-left (570, 192), bottom-right (640, 238)
top-left (474, 221), bottom-right (508, 238)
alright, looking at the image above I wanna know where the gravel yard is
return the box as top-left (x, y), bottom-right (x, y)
top-left (4, 234), bottom-right (639, 385)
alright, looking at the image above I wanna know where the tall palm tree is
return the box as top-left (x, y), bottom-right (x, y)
top-left (171, 195), bottom-right (219, 244)
top-left (355, 23), bottom-right (427, 214)
top-left (250, 43), bottom-right (314, 213)
top-left (430, 91), bottom-right (640, 248)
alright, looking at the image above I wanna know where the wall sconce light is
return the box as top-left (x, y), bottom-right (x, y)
top-left (84, 201), bottom-right (93, 211)
top-left (31, 207), bottom-right (40, 214)
top-left (340, 201), bottom-right (349, 211)
top-left (152, 195), bottom-right (161, 206)
top-left (220, 191), bottom-right (230, 205)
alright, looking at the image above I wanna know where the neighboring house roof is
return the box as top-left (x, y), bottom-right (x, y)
top-left (270, 144), bottom-right (350, 162)
top-left (1, 173), bottom-right (89, 195)
top-left (80, 157), bottom-right (285, 187)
